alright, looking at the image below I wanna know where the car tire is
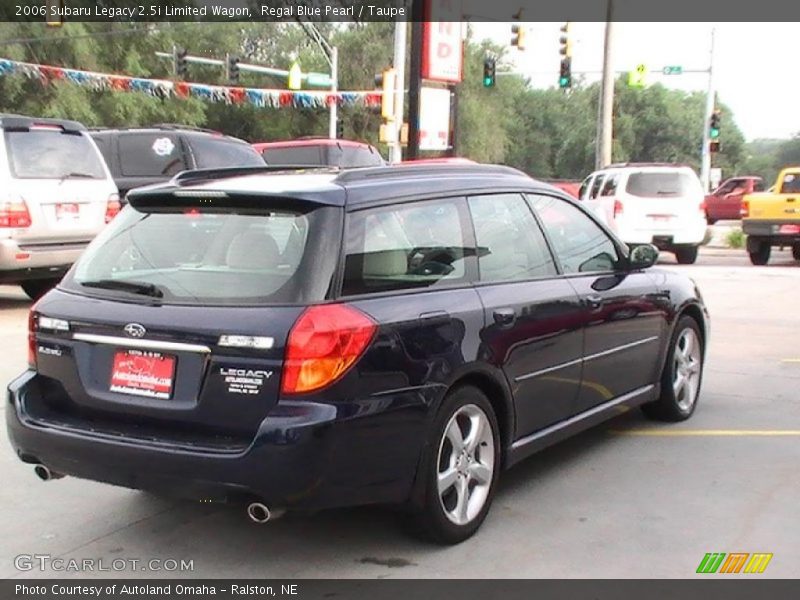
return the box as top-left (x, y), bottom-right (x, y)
top-left (706, 214), bottom-right (717, 225)
top-left (748, 243), bottom-right (771, 265)
top-left (642, 316), bottom-right (704, 422)
top-left (21, 279), bottom-right (59, 301)
top-left (410, 385), bottom-right (501, 545)
top-left (674, 246), bottom-right (699, 265)
top-left (792, 245), bottom-right (800, 261)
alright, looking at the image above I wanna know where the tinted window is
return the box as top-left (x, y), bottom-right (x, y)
top-left (716, 179), bottom-right (738, 195)
top-left (342, 198), bottom-right (469, 296)
top-left (340, 146), bottom-right (384, 167)
top-left (529, 195), bottom-right (620, 274)
top-left (5, 130), bottom-right (106, 179)
top-left (119, 134), bottom-right (186, 177)
top-left (753, 180), bottom-right (766, 192)
top-left (189, 136), bottom-right (265, 168)
top-left (589, 175), bottom-right (605, 199)
top-left (600, 174), bottom-right (619, 196)
top-left (92, 135), bottom-right (113, 168)
top-left (626, 171), bottom-right (702, 197)
top-left (67, 204), bottom-right (331, 306)
top-left (261, 146), bottom-right (323, 166)
top-left (469, 194), bottom-right (556, 282)
top-left (578, 176), bottom-right (592, 200)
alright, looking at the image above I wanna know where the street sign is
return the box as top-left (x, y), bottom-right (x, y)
top-left (662, 65), bottom-right (683, 75)
top-left (419, 87), bottom-right (451, 151)
top-left (306, 72), bottom-right (332, 87)
top-left (628, 64), bottom-right (647, 88)
top-left (420, 0), bottom-right (464, 83)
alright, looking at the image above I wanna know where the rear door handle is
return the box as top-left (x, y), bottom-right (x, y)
top-left (586, 294), bottom-right (603, 310)
top-left (418, 310), bottom-right (449, 324)
top-left (493, 308), bottom-right (516, 328)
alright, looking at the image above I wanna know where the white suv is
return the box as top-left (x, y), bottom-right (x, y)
top-left (578, 163), bottom-right (707, 264)
top-left (0, 115), bottom-right (119, 298)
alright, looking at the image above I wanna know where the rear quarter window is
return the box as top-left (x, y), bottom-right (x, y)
top-left (188, 136), bottom-right (265, 169)
top-left (119, 134), bottom-right (186, 177)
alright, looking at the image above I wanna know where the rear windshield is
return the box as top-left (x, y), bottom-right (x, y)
top-left (5, 130), bottom-right (106, 179)
top-left (64, 203), bottom-right (340, 305)
top-left (261, 146), bottom-right (324, 166)
top-left (625, 171), bottom-right (701, 197)
top-left (189, 137), bottom-right (265, 169)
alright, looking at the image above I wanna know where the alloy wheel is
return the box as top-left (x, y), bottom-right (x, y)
top-left (673, 328), bottom-right (702, 412)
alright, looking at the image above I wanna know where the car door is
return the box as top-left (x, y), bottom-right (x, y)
top-left (467, 193), bottom-right (585, 436)
top-left (719, 178), bottom-right (746, 220)
top-left (529, 193), bottom-right (667, 414)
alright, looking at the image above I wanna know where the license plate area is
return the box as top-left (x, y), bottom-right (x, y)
top-left (56, 203), bottom-right (80, 221)
top-left (648, 214), bottom-right (674, 223)
top-left (110, 349), bottom-right (176, 399)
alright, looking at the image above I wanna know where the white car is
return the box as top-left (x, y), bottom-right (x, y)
top-left (577, 164), bottom-right (707, 264)
top-left (0, 115), bottom-right (119, 299)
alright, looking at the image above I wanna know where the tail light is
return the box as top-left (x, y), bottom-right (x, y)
top-left (105, 194), bottom-right (121, 223)
top-left (0, 198), bottom-right (32, 228)
top-left (281, 304), bottom-right (377, 395)
top-left (613, 199), bottom-right (624, 218)
top-left (28, 310), bottom-right (38, 369)
top-left (740, 200), bottom-right (749, 218)
top-left (699, 201), bottom-right (707, 214)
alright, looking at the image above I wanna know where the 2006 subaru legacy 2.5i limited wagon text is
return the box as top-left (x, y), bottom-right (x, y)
top-left (7, 163), bottom-right (709, 544)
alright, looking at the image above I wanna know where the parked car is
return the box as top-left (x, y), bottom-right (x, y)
top-left (0, 114), bottom-right (120, 299)
top-left (542, 179), bottom-right (582, 199)
top-left (253, 137), bottom-right (384, 168)
top-left (8, 163), bottom-right (708, 544)
top-left (741, 167), bottom-right (800, 265)
top-left (705, 176), bottom-right (765, 223)
top-left (90, 125), bottom-right (265, 199)
top-left (578, 163), bottom-right (707, 264)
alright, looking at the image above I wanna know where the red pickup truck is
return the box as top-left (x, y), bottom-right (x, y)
top-left (705, 176), bottom-right (765, 223)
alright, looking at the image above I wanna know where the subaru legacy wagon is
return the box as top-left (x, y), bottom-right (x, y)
top-left (7, 163), bottom-right (708, 544)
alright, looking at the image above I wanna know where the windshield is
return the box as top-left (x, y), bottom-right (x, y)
top-left (626, 171), bottom-right (702, 198)
top-left (5, 130), bottom-right (106, 179)
top-left (64, 202), bottom-right (339, 305)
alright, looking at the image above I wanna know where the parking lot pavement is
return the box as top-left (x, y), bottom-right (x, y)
top-left (1, 249), bottom-right (798, 579)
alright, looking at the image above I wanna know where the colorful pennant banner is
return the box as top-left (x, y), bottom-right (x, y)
top-left (0, 58), bottom-right (383, 109)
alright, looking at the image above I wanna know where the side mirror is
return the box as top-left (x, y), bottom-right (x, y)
top-left (628, 244), bottom-right (659, 270)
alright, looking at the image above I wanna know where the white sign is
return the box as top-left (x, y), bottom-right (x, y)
top-left (710, 167), bottom-right (722, 190)
top-left (421, 0), bottom-right (464, 83)
top-left (419, 87), bottom-right (452, 151)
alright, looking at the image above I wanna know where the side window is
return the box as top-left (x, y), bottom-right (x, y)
top-left (578, 175), bottom-right (592, 200)
top-left (468, 194), bottom-right (556, 282)
top-left (589, 175), bottom-right (605, 199)
top-left (717, 180), bottom-right (737, 195)
top-left (118, 134), bottom-right (186, 177)
top-left (342, 198), bottom-right (469, 296)
top-left (189, 137), bottom-right (265, 168)
top-left (600, 174), bottom-right (618, 197)
top-left (753, 180), bottom-right (765, 192)
top-left (528, 194), bottom-right (620, 274)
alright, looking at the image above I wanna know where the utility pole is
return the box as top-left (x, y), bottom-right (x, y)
top-left (406, 0), bottom-right (424, 161)
top-left (596, 1), bottom-right (615, 169)
top-left (388, 19), bottom-right (407, 164)
top-left (700, 27), bottom-right (716, 193)
top-left (328, 46), bottom-right (338, 139)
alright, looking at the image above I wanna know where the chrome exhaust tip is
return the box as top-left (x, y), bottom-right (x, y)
top-left (34, 465), bottom-right (64, 481)
top-left (246, 502), bottom-right (284, 524)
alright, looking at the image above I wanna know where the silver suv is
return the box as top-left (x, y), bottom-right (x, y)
top-left (0, 115), bottom-right (119, 299)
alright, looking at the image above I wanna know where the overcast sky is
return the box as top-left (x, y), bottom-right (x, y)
top-left (470, 22), bottom-right (798, 142)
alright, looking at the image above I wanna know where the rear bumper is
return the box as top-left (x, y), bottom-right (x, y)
top-left (6, 371), bottom-right (428, 510)
top-left (742, 220), bottom-right (800, 245)
top-left (616, 221), bottom-right (707, 246)
top-left (0, 238), bottom-right (87, 282)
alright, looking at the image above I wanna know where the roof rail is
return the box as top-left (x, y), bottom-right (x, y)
top-left (171, 165), bottom-right (336, 186)
top-left (150, 123), bottom-right (223, 135)
top-left (604, 162), bottom-right (693, 169)
top-left (334, 163), bottom-right (529, 184)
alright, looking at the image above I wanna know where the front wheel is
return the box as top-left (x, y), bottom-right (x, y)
top-left (642, 316), bottom-right (704, 422)
top-left (674, 246), bottom-right (699, 265)
top-left (411, 386), bottom-right (500, 545)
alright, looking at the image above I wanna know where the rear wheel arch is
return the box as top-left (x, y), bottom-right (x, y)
top-left (679, 304), bottom-right (707, 351)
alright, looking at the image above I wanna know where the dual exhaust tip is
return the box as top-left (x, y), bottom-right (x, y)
top-left (34, 466), bottom-right (281, 524)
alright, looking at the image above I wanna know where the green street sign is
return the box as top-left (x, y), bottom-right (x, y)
top-left (662, 65), bottom-right (683, 75)
top-left (306, 72), bottom-right (332, 87)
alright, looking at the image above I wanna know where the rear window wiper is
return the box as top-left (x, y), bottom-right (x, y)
top-left (79, 279), bottom-right (164, 298)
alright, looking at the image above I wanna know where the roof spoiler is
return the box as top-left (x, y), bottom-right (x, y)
top-left (171, 166), bottom-right (337, 187)
top-left (0, 115), bottom-right (86, 133)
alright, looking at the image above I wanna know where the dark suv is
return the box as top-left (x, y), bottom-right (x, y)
top-left (8, 163), bottom-right (708, 544)
top-left (90, 125), bottom-right (265, 198)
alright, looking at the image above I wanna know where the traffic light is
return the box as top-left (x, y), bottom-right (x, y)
top-left (558, 22), bottom-right (572, 89)
top-left (709, 110), bottom-right (721, 140)
top-left (483, 57), bottom-right (496, 88)
top-left (374, 68), bottom-right (396, 119)
top-left (173, 47), bottom-right (188, 79)
top-left (226, 54), bottom-right (240, 84)
top-left (709, 140), bottom-right (721, 153)
top-left (336, 120), bottom-right (344, 139)
top-left (511, 24), bottom-right (526, 51)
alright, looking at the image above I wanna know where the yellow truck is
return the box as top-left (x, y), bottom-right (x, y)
top-left (742, 167), bottom-right (800, 265)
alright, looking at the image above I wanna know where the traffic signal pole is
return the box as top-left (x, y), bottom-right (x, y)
top-left (595, 2), bottom-right (615, 169)
top-left (700, 27), bottom-right (716, 193)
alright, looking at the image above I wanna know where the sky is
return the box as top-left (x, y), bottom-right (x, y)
top-left (470, 22), bottom-right (799, 142)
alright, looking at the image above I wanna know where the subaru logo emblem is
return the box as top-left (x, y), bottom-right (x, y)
top-left (124, 323), bottom-right (146, 338)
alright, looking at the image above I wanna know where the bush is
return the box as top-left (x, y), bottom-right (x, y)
top-left (726, 229), bottom-right (746, 249)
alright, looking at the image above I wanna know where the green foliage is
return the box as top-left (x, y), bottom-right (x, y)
top-left (725, 229), bottom-right (746, 249)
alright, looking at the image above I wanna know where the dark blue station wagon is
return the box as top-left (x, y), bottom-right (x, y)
top-left (7, 163), bottom-right (708, 544)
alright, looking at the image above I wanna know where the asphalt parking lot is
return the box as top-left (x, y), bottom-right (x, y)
top-left (1, 247), bottom-right (798, 579)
